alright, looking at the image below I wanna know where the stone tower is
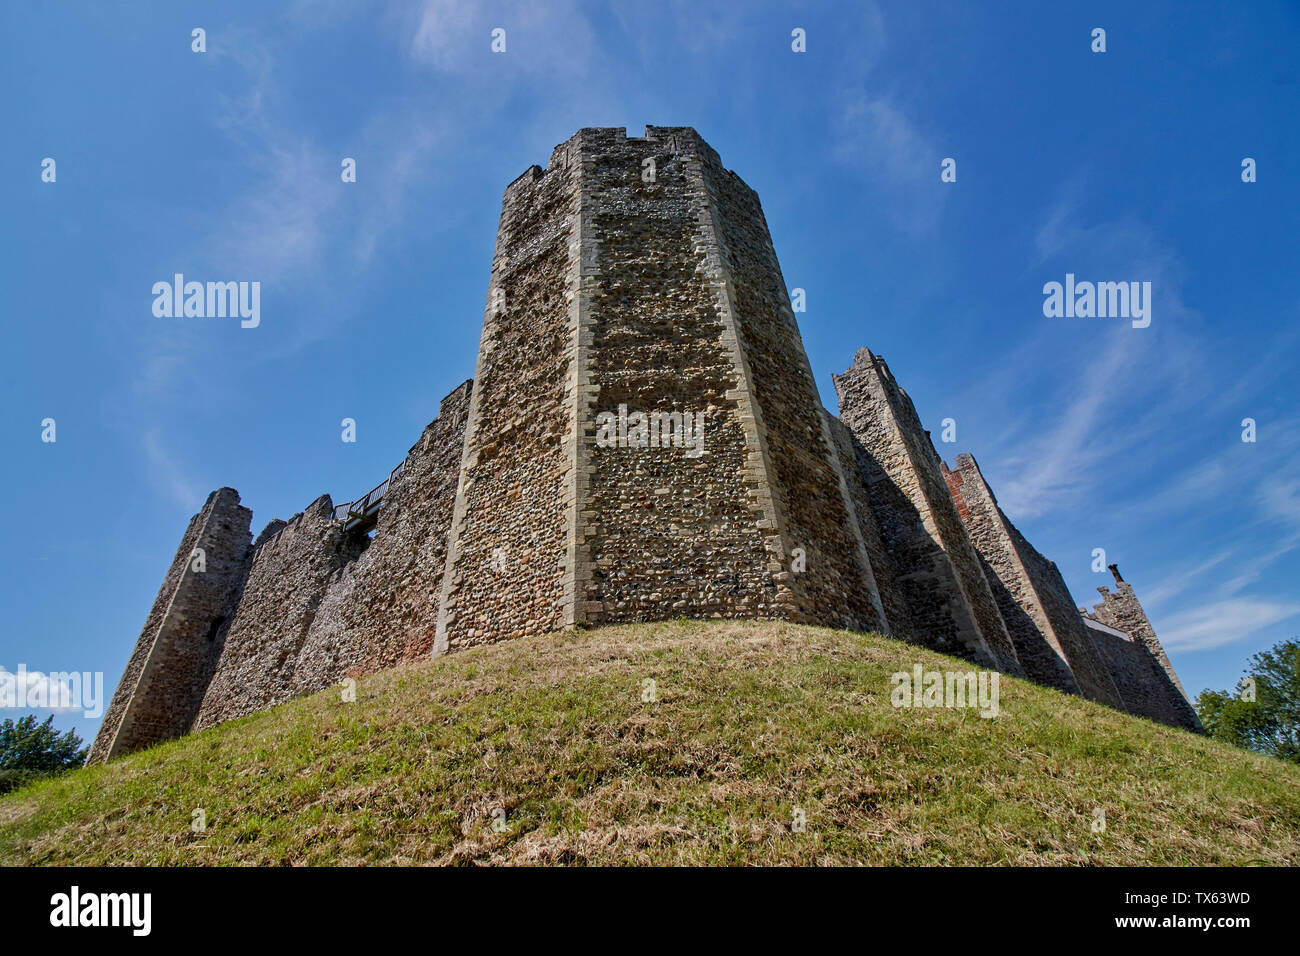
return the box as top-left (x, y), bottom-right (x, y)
top-left (87, 488), bottom-right (252, 764)
top-left (433, 126), bottom-right (887, 652)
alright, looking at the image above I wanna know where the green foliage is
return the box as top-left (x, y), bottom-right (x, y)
top-left (1196, 638), bottom-right (1300, 763)
top-left (0, 768), bottom-right (37, 795)
top-left (0, 715), bottom-right (88, 792)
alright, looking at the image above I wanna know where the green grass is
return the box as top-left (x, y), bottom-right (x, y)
top-left (3, 620), bottom-right (1298, 865)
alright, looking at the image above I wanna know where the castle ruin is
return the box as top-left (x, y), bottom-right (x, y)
top-left (88, 126), bottom-right (1200, 764)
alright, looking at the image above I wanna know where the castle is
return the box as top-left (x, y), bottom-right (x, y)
top-left (87, 126), bottom-right (1200, 764)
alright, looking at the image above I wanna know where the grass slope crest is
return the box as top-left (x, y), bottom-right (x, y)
top-left (2, 620), bottom-right (1297, 865)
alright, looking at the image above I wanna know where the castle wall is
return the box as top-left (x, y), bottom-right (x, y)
top-left (434, 145), bottom-right (582, 650)
top-left (194, 382), bottom-right (473, 728)
top-left (700, 136), bottom-right (886, 632)
top-left (91, 126), bottom-right (1208, 762)
top-left (1088, 567), bottom-right (1202, 731)
top-left (944, 454), bottom-right (1127, 707)
top-left (297, 381), bottom-right (472, 679)
top-left (999, 525), bottom-right (1125, 707)
top-left (575, 128), bottom-right (784, 625)
top-left (832, 349), bottom-right (1022, 674)
top-left (942, 455), bottom-right (1081, 695)
top-left (1083, 618), bottom-right (1182, 726)
top-left (828, 415), bottom-right (915, 642)
top-left (88, 384), bottom-right (473, 760)
top-left (438, 126), bottom-right (887, 642)
top-left (190, 497), bottom-right (366, 730)
top-left (88, 488), bottom-right (252, 762)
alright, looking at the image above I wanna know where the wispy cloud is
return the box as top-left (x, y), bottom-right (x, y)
top-left (1034, 185), bottom-right (1089, 264)
top-left (994, 331), bottom-right (1133, 518)
top-left (1159, 597), bottom-right (1300, 652)
top-left (960, 186), bottom-right (1300, 660)
top-left (210, 140), bottom-right (338, 282)
top-left (1139, 549), bottom-right (1237, 609)
top-left (409, 0), bottom-right (598, 76)
top-left (351, 116), bottom-right (441, 265)
top-left (119, 23), bottom-right (447, 399)
top-left (1096, 416), bottom-right (1300, 532)
top-left (142, 429), bottom-right (200, 509)
top-left (976, 196), bottom-right (1210, 520)
top-left (834, 92), bottom-right (948, 234)
top-left (1116, 456), bottom-right (1300, 652)
top-left (205, 27), bottom-right (442, 285)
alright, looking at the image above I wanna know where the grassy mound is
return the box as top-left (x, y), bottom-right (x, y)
top-left (3, 620), bottom-right (1297, 865)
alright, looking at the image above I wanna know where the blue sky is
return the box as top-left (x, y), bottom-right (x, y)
top-left (3, 1), bottom-right (1298, 743)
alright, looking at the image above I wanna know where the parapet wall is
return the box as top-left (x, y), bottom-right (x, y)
top-left (192, 495), bottom-right (367, 730)
top-left (292, 380), bottom-right (473, 686)
top-left (941, 455), bottom-right (1201, 729)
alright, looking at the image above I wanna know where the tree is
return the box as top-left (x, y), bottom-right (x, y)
top-left (1196, 638), bottom-right (1300, 763)
top-left (0, 715), bottom-right (88, 794)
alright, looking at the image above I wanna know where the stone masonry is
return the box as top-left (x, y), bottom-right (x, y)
top-left (831, 348), bottom-right (1023, 676)
top-left (87, 488), bottom-right (252, 763)
top-left (433, 127), bottom-right (886, 651)
top-left (89, 127), bottom-right (1202, 763)
top-left (1085, 565), bottom-right (1203, 731)
top-left (91, 384), bottom-right (472, 756)
top-left (943, 454), bottom-right (1125, 707)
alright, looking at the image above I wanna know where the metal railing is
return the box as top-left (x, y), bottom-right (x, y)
top-left (333, 459), bottom-right (407, 533)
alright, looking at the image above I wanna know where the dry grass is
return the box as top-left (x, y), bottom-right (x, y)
top-left (2, 619), bottom-right (1298, 865)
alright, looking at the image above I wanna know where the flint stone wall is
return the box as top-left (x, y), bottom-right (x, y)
top-left (440, 126), bottom-right (887, 641)
top-left (433, 141), bottom-right (580, 651)
top-left (1088, 575), bottom-right (1202, 731)
top-left (293, 381), bottom-right (473, 685)
top-left (833, 349), bottom-right (1022, 675)
top-left (827, 415), bottom-right (915, 643)
top-left (1083, 617), bottom-right (1186, 727)
top-left (192, 496), bottom-right (365, 729)
top-left (578, 128), bottom-right (782, 625)
top-left (89, 385), bottom-right (471, 760)
top-left (702, 137), bottom-right (886, 632)
top-left (997, 524), bottom-right (1125, 708)
top-left (943, 456), bottom-right (1082, 694)
top-left (88, 489), bottom-right (251, 761)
